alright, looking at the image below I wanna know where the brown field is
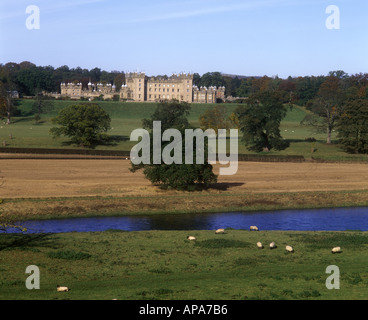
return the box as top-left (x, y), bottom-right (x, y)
top-left (1, 158), bottom-right (368, 220)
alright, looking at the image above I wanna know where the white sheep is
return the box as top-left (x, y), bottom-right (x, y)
top-left (56, 285), bottom-right (69, 292)
top-left (215, 228), bottom-right (225, 234)
top-left (250, 226), bottom-right (259, 231)
top-left (256, 242), bottom-right (264, 249)
top-left (269, 242), bottom-right (277, 249)
top-left (187, 236), bottom-right (196, 241)
top-left (285, 245), bottom-right (294, 253)
top-left (331, 246), bottom-right (341, 254)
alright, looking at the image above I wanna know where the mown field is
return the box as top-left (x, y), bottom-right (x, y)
top-left (1, 160), bottom-right (368, 221)
top-left (1, 99), bottom-right (367, 162)
top-left (1, 229), bottom-right (368, 300)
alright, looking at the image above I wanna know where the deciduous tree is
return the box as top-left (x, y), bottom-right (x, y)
top-left (50, 103), bottom-right (111, 147)
top-left (337, 99), bottom-right (368, 154)
top-left (235, 90), bottom-right (289, 152)
top-left (131, 100), bottom-right (217, 191)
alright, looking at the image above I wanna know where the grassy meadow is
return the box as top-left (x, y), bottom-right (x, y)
top-left (0, 99), bottom-right (367, 162)
top-left (1, 229), bottom-right (368, 300)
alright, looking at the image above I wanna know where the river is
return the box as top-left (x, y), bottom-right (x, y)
top-left (12, 206), bottom-right (368, 233)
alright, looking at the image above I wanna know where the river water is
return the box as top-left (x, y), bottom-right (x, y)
top-left (14, 206), bottom-right (368, 233)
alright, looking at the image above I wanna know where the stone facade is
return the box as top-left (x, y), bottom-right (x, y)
top-left (121, 72), bottom-right (225, 103)
top-left (59, 82), bottom-right (117, 100)
top-left (50, 73), bottom-right (225, 103)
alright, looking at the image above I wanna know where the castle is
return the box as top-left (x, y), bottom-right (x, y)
top-left (56, 72), bottom-right (225, 103)
top-left (59, 81), bottom-right (117, 100)
top-left (121, 72), bottom-right (225, 103)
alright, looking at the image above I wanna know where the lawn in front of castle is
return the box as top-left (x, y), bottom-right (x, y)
top-left (1, 99), bottom-right (367, 162)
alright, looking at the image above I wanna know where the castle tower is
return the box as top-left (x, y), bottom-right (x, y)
top-left (125, 72), bottom-right (147, 102)
top-left (177, 73), bottom-right (193, 103)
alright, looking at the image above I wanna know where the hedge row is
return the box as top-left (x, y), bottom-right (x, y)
top-left (0, 147), bottom-right (305, 162)
top-left (0, 147), bottom-right (130, 157)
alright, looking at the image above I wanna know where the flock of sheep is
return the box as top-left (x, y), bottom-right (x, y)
top-left (186, 226), bottom-right (342, 254)
top-left (57, 226), bottom-right (342, 293)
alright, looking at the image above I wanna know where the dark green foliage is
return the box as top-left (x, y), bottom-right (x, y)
top-left (131, 100), bottom-right (217, 191)
top-left (49, 103), bottom-right (111, 147)
top-left (235, 90), bottom-right (290, 152)
top-left (142, 99), bottom-right (191, 131)
top-left (337, 99), bottom-right (368, 154)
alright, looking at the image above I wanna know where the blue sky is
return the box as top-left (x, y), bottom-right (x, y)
top-left (0, 0), bottom-right (367, 78)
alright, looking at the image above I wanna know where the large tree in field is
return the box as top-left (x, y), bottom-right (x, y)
top-left (32, 91), bottom-right (54, 123)
top-left (337, 99), bottom-right (368, 154)
top-left (0, 80), bottom-right (18, 124)
top-left (131, 100), bottom-right (217, 191)
top-left (199, 105), bottom-right (230, 135)
top-left (235, 90), bottom-right (289, 152)
top-left (302, 75), bottom-right (346, 144)
top-left (50, 103), bottom-right (111, 147)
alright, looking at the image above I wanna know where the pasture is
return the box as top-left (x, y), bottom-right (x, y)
top-left (1, 229), bottom-right (368, 300)
top-left (1, 99), bottom-right (367, 161)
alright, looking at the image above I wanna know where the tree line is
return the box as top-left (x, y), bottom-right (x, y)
top-left (1, 61), bottom-right (367, 104)
top-left (1, 61), bottom-right (368, 154)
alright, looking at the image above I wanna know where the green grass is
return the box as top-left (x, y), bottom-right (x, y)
top-left (1, 99), bottom-right (367, 162)
top-left (1, 229), bottom-right (368, 300)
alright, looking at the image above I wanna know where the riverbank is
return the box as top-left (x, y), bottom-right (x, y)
top-left (1, 229), bottom-right (368, 300)
top-left (2, 189), bottom-right (368, 221)
top-left (1, 159), bottom-right (368, 221)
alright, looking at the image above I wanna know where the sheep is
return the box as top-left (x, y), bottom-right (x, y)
top-left (285, 245), bottom-right (294, 253)
top-left (56, 285), bottom-right (69, 292)
top-left (331, 246), bottom-right (341, 254)
top-left (269, 242), bottom-right (277, 249)
top-left (215, 228), bottom-right (225, 234)
top-left (256, 242), bottom-right (264, 249)
top-left (187, 236), bottom-right (196, 241)
top-left (250, 226), bottom-right (259, 231)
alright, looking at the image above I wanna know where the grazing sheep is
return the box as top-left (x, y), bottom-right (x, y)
top-left (250, 226), bottom-right (259, 231)
top-left (285, 245), bottom-right (294, 253)
top-left (256, 242), bottom-right (264, 249)
top-left (215, 228), bottom-right (225, 234)
top-left (56, 285), bottom-right (69, 292)
top-left (269, 242), bottom-right (277, 249)
top-left (187, 236), bottom-right (196, 241)
top-left (331, 246), bottom-right (341, 254)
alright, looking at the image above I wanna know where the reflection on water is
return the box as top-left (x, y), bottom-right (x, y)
top-left (14, 207), bottom-right (368, 234)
